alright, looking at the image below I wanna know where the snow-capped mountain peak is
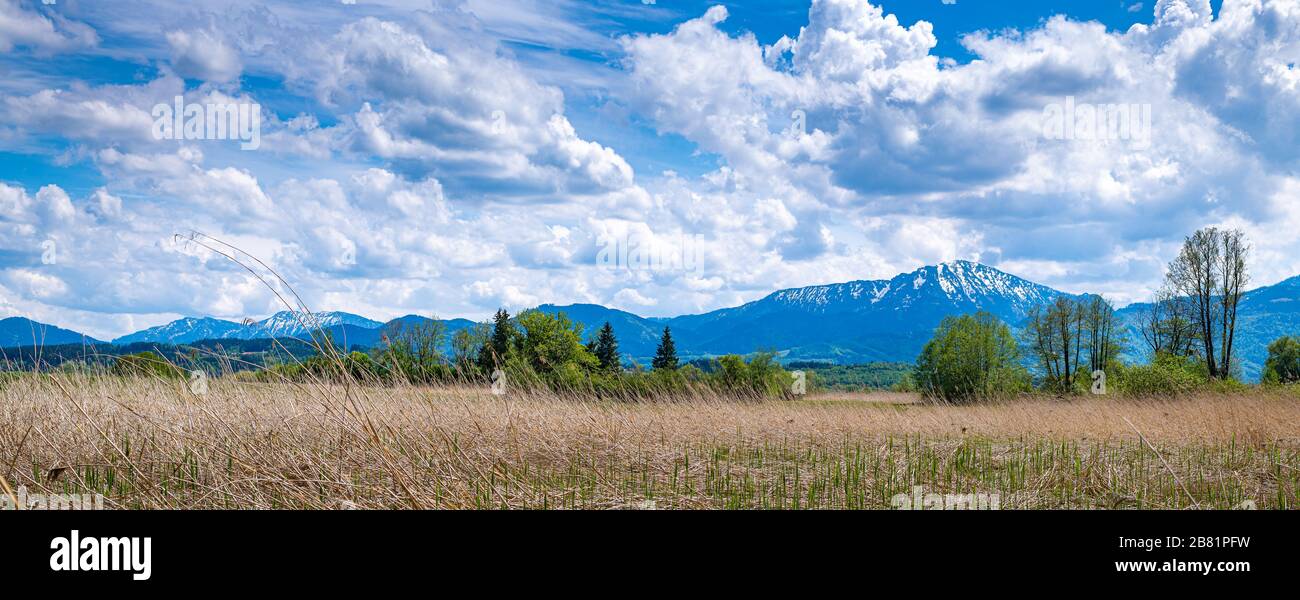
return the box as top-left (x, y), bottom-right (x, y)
top-left (250, 311), bottom-right (383, 339)
top-left (767, 280), bottom-right (893, 309)
top-left (110, 311), bottom-right (385, 345)
top-left (912, 260), bottom-right (1059, 307)
top-left (761, 261), bottom-right (1061, 319)
top-left (112, 317), bottom-right (245, 345)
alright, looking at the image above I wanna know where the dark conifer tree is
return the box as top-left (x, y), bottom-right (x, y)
top-left (593, 322), bottom-right (620, 373)
top-left (477, 309), bottom-right (514, 371)
top-left (652, 326), bottom-right (678, 371)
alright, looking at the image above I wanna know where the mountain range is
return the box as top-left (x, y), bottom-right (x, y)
top-left (111, 311), bottom-right (384, 344)
top-left (3, 260), bottom-right (1298, 380)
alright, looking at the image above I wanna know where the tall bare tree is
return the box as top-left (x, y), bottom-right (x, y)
top-left (1083, 295), bottom-right (1118, 373)
top-left (1166, 227), bottom-right (1249, 379)
top-left (1027, 295), bottom-right (1119, 393)
top-left (1137, 290), bottom-right (1167, 356)
top-left (1027, 305), bottom-right (1061, 384)
top-left (1138, 284), bottom-right (1199, 358)
top-left (1027, 296), bottom-right (1085, 393)
top-left (1218, 229), bottom-right (1249, 378)
top-left (1055, 297), bottom-right (1080, 391)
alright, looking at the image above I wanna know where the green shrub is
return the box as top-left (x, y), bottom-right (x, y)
top-left (1112, 352), bottom-right (1205, 396)
top-left (375, 318), bottom-right (452, 384)
top-left (56, 360), bottom-right (101, 375)
top-left (111, 351), bottom-right (184, 379)
top-left (891, 372), bottom-right (918, 393)
top-left (690, 353), bottom-right (794, 398)
top-left (1262, 336), bottom-right (1300, 385)
top-left (258, 350), bottom-right (394, 383)
top-left (1206, 377), bottom-right (1251, 394)
top-left (741, 353), bottom-right (793, 397)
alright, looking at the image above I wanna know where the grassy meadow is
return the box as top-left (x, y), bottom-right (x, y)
top-left (1, 373), bottom-right (1296, 510)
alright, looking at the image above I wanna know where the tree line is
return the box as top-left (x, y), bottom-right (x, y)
top-left (253, 307), bottom-right (794, 398)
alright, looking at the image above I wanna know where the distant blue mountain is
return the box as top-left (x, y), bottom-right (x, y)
top-left (105, 311), bottom-right (478, 353)
top-left (686, 260), bottom-right (1062, 359)
top-left (381, 314), bottom-right (479, 335)
top-left (11, 261), bottom-right (1300, 381)
top-left (0, 317), bottom-right (103, 348)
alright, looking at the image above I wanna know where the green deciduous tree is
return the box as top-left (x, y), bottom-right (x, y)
top-left (1138, 284), bottom-right (1199, 359)
top-left (452, 322), bottom-right (490, 376)
top-left (510, 310), bottom-right (598, 385)
top-left (1083, 295), bottom-right (1120, 374)
top-left (1027, 297), bottom-right (1082, 393)
top-left (379, 316), bottom-right (449, 383)
top-left (1262, 336), bottom-right (1300, 384)
top-left (697, 352), bottom-right (791, 397)
top-left (915, 312), bottom-right (1029, 403)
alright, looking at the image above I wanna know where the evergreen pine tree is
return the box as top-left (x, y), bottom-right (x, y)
top-left (477, 309), bottom-right (514, 371)
top-left (652, 326), bottom-right (678, 371)
top-left (593, 322), bottom-right (620, 373)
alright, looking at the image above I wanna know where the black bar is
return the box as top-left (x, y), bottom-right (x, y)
top-left (5, 510), bottom-right (1290, 589)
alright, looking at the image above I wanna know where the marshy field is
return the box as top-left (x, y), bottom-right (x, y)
top-left (2, 375), bottom-right (1297, 510)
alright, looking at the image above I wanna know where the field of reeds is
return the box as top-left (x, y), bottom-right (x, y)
top-left (2, 372), bottom-right (1297, 510)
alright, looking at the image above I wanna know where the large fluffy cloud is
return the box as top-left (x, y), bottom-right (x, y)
top-left (283, 16), bottom-right (639, 199)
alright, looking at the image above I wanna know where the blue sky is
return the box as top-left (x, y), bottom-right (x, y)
top-left (590, 0), bottom-right (1197, 59)
top-left (1, 0), bottom-right (1297, 340)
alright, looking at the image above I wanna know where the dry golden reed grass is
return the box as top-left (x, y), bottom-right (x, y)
top-left (2, 373), bottom-right (1297, 510)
